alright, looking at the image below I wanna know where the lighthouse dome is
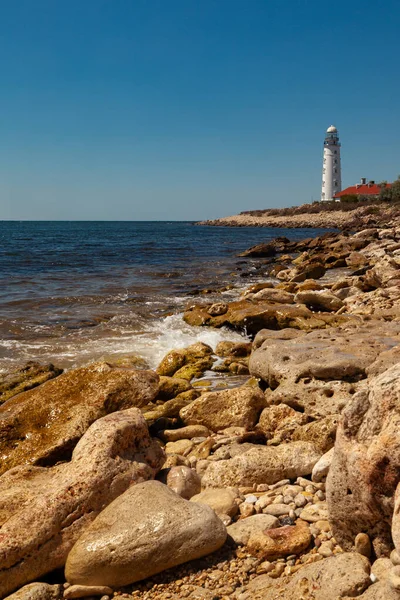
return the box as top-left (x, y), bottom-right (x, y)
top-left (327, 125), bottom-right (337, 133)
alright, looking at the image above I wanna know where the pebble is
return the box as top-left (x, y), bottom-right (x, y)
top-left (355, 532), bottom-right (372, 559)
top-left (391, 549), bottom-right (400, 565)
top-left (389, 566), bottom-right (400, 590)
top-left (269, 479), bottom-right (290, 490)
top-left (244, 495), bottom-right (258, 504)
top-left (263, 503), bottom-right (291, 516)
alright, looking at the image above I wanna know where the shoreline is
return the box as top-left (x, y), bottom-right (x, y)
top-left (197, 201), bottom-right (400, 230)
top-left (1, 225), bottom-right (400, 599)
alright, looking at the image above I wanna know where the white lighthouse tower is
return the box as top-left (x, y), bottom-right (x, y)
top-left (321, 125), bottom-right (342, 201)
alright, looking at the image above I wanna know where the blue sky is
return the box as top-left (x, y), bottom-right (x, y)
top-left (1, 0), bottom-right (399, 220)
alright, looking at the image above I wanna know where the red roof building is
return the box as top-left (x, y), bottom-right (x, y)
top-left (334, 178), bottom-right (392, 199)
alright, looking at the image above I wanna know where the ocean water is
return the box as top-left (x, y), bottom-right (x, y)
top-left (0, 221), bottom-right (328, 373)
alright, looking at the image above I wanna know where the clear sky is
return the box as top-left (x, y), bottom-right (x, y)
top-left (1, 0), bottom-right (399, 220)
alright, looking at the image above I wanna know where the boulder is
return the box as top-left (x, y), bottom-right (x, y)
top-left (157, 376), bottom-right (192, 400)
top-left (65, 481), bottom-right (227, 587)
top-left (227, 514), bottom-right (279, 545)
top-left (0, 362), bottom-right (159, 475)
top-left (201, 442), bottom-right (321, 488)
top-left (180, 387), bottom-right (266, 432)
top-left (327, 363), bottom-right (400, 556)
top-left (250, 289), bottom-right (295, 304)
top-left (0, 409), bottom-right (164, 598)
top-left (246, 519), bottom-right (312, 559)
top-left (0, 362), bottom-right (63, 404)
top-left (249, 325), bottom-right (396, 389)
top-left (238, 552), bottom-right (371, 600)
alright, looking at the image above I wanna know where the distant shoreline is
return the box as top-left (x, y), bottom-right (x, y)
top-left (197, 201), bottom-right (400, 231)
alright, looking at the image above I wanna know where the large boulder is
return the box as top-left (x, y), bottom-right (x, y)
top-left (0, 362), bottom-right (159, 475)
top-left (65, 481), bottom-right (227, 587)
top-left (0, 409), bottom-right (164, 598)
top-left (237, 552), bottom-right (371, 600)
top-left (249, 324), bottom-right (399, 388)
top-left (201, 442), bottom-right (321, 488)
top-left (180, 387), bottom-right (266, 432)
top-left (327, 363), bottom-right (400, 556)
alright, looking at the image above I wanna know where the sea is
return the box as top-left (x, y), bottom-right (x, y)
top-left (0, 221), bottom-right (328, 374)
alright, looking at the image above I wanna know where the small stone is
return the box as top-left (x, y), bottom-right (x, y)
top-left (64, 585), bottom-right (114, 599)
top-left (244, 495), bottom-right (258, 504)
top-left (269, 479), bottom-right (290, 490)
top-left (240, 503), bottom-right (255, 518)
top-left (294, 494), bottom-right (307, 508)
top-left (355, 532), bottom-right (372, 558)
top-left (264, 503), bottom-right (291, 516)
top-left (318, 541), bottom-right (333, 557)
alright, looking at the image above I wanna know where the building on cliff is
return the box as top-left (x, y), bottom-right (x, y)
top-left (321, 125), bottom-right (342, 202)
top-left (334, 178), bottom-right (392, 200)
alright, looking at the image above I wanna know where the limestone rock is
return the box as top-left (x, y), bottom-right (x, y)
top-left (0, 362), bottom-right (159, 476)
top-left (156, 343), bottom-right (213, 377)
top-left (257, 405), bottom-right (307, 440)
top-left (294, 290), bottom-right (344, 312)
top-left (250, 288), bottom-right (295, 304)
top-left (162, 425), bottom-right (211, 442)
top-left (180, 387), bottom-right (266, 432)
top-left (63, 585), bottom-right (113, 598)
top-left (0, 362), bottom-right (63, 404)
top-left (246, 519), bottom-right (311, 559)
top-left (0, 409), bottom-right (164, 598)
top-left (238, 242), bottom-right (277, 258)
top-left (158, 376), bottom-right (192, 400)
top-left (201, 442), bottom-right (321, 488)
top-left (238, 552), bottom-right (371, 600)
top-left (191, 488), bottom-right (240, 518)
top-left (65, 481), bottom-right (227, 587)
top-left (3, 583), bottom-right (62, 600)
top-left (327, 363), bottom-right (400, 556)
top-left (227, 514), bottom-right (279, 545)
top-left (291, 414), bottom-right (339, 453)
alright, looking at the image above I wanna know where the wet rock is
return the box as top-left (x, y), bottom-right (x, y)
top-left (157, 376), bottom-right (192, 400)
top-left (208, 302), bottom-right (228, 316)
top-left (190, 487), bottom-right (240, 518)
top-left (215, 341), bottom-right (252, 357)
top-left (0, 362), bottom-right (159, 476)
top-left (0, 362), bottom-right (63, 404)
top-left (0, 409), bottom-right (164, 598)
top-left (180, 387), bottom-right (266, 432)
top-left (183, 300), bottom-right (348, 336)
top-left (227, 514), bottom-right (279, 545)
top-left (143, 390), bottom-right (200, 421)
top-left (246, 519), bottom-right (311, 559)
top-left (249, 288), bottom-right (295, 304)
top-left (327, 363), bottom-right (400, 556)
top-left (290, 261), bottom-right (326, 282)
top-left (201, 442), bottom-right (321, 488)
top-left (238, 242), bottom-right (277, 258)
top-left (65, 481), bottom-right (227, 587)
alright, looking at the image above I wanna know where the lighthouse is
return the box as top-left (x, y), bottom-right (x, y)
top-left (321, 125), bottom-right (342, 201)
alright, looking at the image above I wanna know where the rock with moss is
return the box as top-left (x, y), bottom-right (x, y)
top-left (156, 343), bottom-right (214, 380)
top-left (0, 362), bottom-right (63, 404)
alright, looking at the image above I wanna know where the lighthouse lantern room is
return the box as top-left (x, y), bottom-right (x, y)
top-left (321, 125), bottom-right (342, 201)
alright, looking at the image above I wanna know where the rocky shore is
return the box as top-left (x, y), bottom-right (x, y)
top-left (2, 226), bottom-right (400, 599)
top-left (198, 202), bottom-right (400, 230)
